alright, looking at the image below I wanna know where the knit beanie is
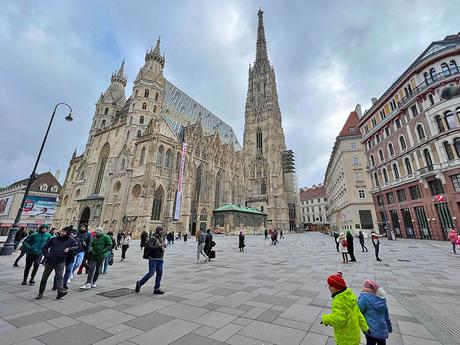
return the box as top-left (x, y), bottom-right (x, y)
top-left (363, 279), bottom-right (380, 291)
top-left (327, 272), bottom-right (347, 290)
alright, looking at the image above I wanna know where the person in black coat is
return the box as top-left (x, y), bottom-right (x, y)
top-left (333, 232), bottom-right (340, 252)
top-left (346, 231), bottom-right (357, 262)
top-left (140, 231), bottom-right (148, 250)
top-left (239, 231), bottom-right (245, 252)
top-left (357, 231), bottom-right (368, 252)
top-left (204, 229), bottom-right (214, 259)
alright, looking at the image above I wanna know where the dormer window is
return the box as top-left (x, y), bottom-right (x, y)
top-left (50, 186), bottom-right (58, 192)
top-left (40, 184), bottom-right (48, 191)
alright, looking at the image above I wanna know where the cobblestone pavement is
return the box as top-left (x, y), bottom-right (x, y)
top-left (1, 232), bottom-right (459, 345)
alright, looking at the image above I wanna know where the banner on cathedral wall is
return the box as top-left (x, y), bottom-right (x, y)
top-left (174, 142), bottom-right (187, 220)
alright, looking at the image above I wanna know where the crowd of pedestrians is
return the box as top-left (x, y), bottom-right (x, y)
top-left (334, 229), bottom-right (383, 263)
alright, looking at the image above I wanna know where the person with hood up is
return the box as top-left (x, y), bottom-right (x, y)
top-left (80, 227), bottom-right (112, 289)
top-left (358, 279), bottom-right (392, 345)
top-left (239, 231), bottom-right (245, 252)
top-left (337, 232), bottom-right (349, 263)
top-left (448, 229), bottom-right (458, 254)
top-left (135, 226), bottom-right (166, 295)
top-left (21, 225), bottom-right (52, 285)
top-left (346, 230), bottom-right (357, 262)
top-left (36, 226), bottom-right (79, 300)
top-left (358, 231), bottom-right (368, 252)
top-left (321, 272), bottom-right (369, 345)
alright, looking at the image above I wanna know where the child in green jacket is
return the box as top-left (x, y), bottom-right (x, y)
top-left (321, 272), bottom-right (369, 345)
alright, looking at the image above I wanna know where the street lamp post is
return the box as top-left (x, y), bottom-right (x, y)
top-left (0, 103), bottom-right (73, 255)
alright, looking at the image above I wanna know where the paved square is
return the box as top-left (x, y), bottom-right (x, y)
top-left (1, 232), bottom-right (459, 345)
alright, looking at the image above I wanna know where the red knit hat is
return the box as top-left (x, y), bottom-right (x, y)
top-left (327, 272), bottom-right (347, 290)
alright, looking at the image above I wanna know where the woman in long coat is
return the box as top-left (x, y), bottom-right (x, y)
top-left (239, 231), bottom-right (245, 252)
top-left (346, 231), bottom-right (357, 262)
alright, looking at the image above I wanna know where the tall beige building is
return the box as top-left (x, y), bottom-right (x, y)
top-left (54, 9), bottom-right (298, 235)
top-left (324, 105), bottom-right (377, 233)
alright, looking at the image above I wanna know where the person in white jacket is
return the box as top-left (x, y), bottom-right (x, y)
top-left (120, 232), bottom-right (131, 261)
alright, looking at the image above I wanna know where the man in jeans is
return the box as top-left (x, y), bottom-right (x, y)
top-left (71, 224), bottom-right (92, 279)
top-left (36, 226), bottom-right (79, 300)
top-left (21, 225), bottom-right (52, 285)
top-left (80, 227), bottom-right (112, 290)
top-left (135, 226), bottom-right (166, 295)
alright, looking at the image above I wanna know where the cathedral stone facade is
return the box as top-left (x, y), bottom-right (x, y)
top-left (54, 10), bottom-right (298, 235)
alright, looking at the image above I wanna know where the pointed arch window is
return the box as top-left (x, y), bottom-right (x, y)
top-left (140, 147), bottom-right (146, 165)
top-left (405, 157), bottom-right (413, 175)
top-left (383, 168), bottom-right (389, 183)
top-left (121, 158), bottom-right (125, 171)
top-left (142, 102), bottom-right (147, 110)
top-left (140, 116), bottom-right (144, 124)
top-left (144, 89), bottom-right (149, 98)
top-left (104, 107), bottom-right (109, 115)
top-left (126, 131), bottom-right (130, 141)
top-left (444, 141), bottom-right (455, 161)
top-left (214, 171), bottom-right (223, 208)
top-left (155, 92), bottom-right (159, 101)
top-left (417, 124), bottom-right (426, 140)
top-left (435, 115), bottom-right (445, 133)
top-left (261, 181), bottom-right (267, 195)
top-left (137, 130), bottom-right (141, 138)
top-left (135, 90), bottom-right (138, 98)
top-left (165, 149), bottom-right (173, 168)
top-left (454, 138), bottom-right (460, 158)
top-left (441, 63), bottom-right (450, 76)
top-left (444, 110), bottom-right (456, 129)
top-left (374, 172), bottom-right (380, 187)
top-left (379, 149), bottom-right (384, 162)
top-left (94, 143), bottom-right (110, 194)
top-left (101, 120), bottom-right (106, 127)
top-left (256, 128), bottom-right (263, 153)
top-left (392, 163), bottom-right (400, 180)
top-left (132, 103), bottom-right (135, 110)
top-left (156, 146), bottom-right (163, 166)
top-left (424, 149), bottom-right (433, 170)
top-left (399, 136), bottom-right (407, 150)
top-left (388, 143), bottom-right (395, 157)
top-left (151, 186), bottom-right (164, 220)
top-left (153, 105), bottom-right (157, 113)
top-left (370, 155), bottom-right (375, 167)
top-left (194, 165), bottom-right (203, 202)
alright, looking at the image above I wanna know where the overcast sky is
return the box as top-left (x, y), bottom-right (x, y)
top-left (0, 0), bottom-right (458, 188)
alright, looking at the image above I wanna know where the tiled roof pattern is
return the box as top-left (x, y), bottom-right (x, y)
top-left (338, 111), bottom-right (360, 137)
top-left (299, 185), bottom-right (326, 200)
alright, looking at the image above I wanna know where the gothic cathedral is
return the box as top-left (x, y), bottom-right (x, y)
top-left (54, 9), bottom-right (298, 235)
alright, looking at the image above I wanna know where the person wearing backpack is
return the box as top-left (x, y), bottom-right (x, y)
top-left (135, 226), bottom-right (166, 295)
top-left (337, 232), bottom-right (349, 263)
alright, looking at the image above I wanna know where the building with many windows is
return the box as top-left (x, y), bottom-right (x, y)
top-left (299, 184), bottom-right (328, 230)
top-left (358, 33), bottom-right (460, 240)
top-left (325, 105), bottom-right (377, 233)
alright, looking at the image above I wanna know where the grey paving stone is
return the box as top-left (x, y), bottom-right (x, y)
top-left (279, 304), bottom-right (322, 323)
top-left (226, 334), bottom-right (274, 345)
top-left (7, 310), bottom-right (62, 327)
top-left (300, 332), bottom-right (328, 345)
top-left (170, 333), bottom-right (227, 345)
top-left (1, 321), bottom-right (57, 345)
top-left (11, 339), bottom-right (47, 345)
top-left (194, 310), bottom-right (238, 328)
top-left (257, 309), bottom-right (283, 323)
top-left (239, 320), bottom-right (306, 345)
top-left (124, 311), bottom-right (174, 331)
top-left (208, 323), bottom-right (243, 342)
top-left (398, 321), bottom-right (436, 340)
top-left (157, 303), bottom-right (208, 321)
top-left (130, 319), bottom-right (200, 345)
top-left (251, 294), bottom-right (296, 307)
top-left (401, 335), bottom-right (442, 345)
top-left (37, 323), bottom-right (111, 345)
top-left (46, 316), bottom-right (80, 329)
top-left (193, 325), bottom-right (218, 337)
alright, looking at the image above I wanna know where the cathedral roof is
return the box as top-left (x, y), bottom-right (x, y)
top-left (161, 80), bottom-right (241, 149)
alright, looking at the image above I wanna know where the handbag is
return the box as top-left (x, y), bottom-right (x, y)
top-left (108, 251), bottom-right (114, 265)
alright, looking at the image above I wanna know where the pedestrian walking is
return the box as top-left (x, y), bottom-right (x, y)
top-left (196, 230), bottom-right (208, 263)
top-left (333, 231), bottom-right (340, 252)
top-left (13, 229), bottom-right (34, 267)
top-left (264, 229), bottom-right (268, 240)
top-left (371, 231), bottom-right (383, 261)
top-left (448, 229), bottom-right (458, 254)
top-left (358, 231), bottom-right (368, 252)
top-left (80, 227), bottom-right (112, 290)
top-left (183, 232), bottom-right (188, 243)
top-left (140, 231), bottom-right (148, 251)
top-left (13, 227), bottom-right (27, 251)
top-left (57, 228), bottom-right (80, 289)
top-left (36, 226), bottom-right (79, 300)
top-left (120, 232), bottom-right (131, 261)
top-left (321, 272), bottom-right (369, 345)
top-left (346, 231), bottom-right (356, 262)
top-left (21, 225), bottom-right (52, 285)
top-left (239, 231), bottom-right (245, 252)
top-left (358, 279), bottom-right (392, 345)
top-left (116, 232), bottom-right (122, 249)
top-left (337, 232), bottom-right (348, 263)
top-left (102, 231), bottom-right (116, 274)
top-left (271, 229), bottom-right (278, 245)
top-left (135, 226), bottom-right (166, 295)
top-left (73, 224), bottom-right (92, 277)
top-left (204, 229), bottom-right (214, 260)
top-left (280, 229), bottom-right (284, 239)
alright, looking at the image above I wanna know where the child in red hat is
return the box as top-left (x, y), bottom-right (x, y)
top-left (321, 272), bottom-right (369, 345)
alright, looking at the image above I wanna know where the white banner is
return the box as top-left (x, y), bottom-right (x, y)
top-left (174, 142), bottom-right (187, 220)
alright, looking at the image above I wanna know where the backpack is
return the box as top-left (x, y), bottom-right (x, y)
top-left (341, 239), bottom-right (348, 247)
top-left (143, 236), bottom-right (160, 259)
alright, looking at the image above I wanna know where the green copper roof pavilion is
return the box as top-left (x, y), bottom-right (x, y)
top-left (213, 203), bottom-right (266, 215)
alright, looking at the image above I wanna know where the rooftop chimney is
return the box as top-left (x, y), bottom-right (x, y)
top-left (355, 104), bottom-right (362, 118)
top-left (54, 170), bottom-right (61, 181)
top-left (371, 97), bottom-right (377, 105)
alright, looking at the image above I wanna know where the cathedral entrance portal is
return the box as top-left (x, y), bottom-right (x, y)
top-left (79, 207), bottom-right (90, 228)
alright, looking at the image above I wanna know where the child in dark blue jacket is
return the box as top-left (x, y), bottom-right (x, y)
top-left (358, 280), bottom-right (392, 345)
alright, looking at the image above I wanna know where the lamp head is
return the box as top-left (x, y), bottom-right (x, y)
top-left (65, 112), bottom-right (73, 122)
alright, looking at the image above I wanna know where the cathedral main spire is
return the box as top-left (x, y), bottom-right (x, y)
top-left (145, 36), bottom-right (165, 68)
top-left (255, 8), bottom-right (269, 65)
